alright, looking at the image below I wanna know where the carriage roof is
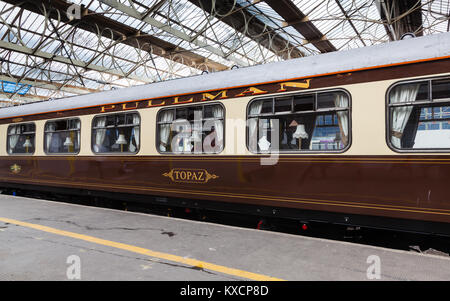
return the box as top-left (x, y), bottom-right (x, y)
top-left (1, 31), bottom-right (450, 119)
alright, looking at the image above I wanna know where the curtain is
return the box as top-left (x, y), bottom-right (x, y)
top-left (334, 93), bottom-right (349, 147)
top-left (402, 106), bottom-right (420, 148)
top-left (300, 115), bottom-right (316, 150)
top-left (248, 101), bottom-right (263, 152)
top-left (129, 114), bottom-right (140, 152)
top-left (390, 84), bottom-right (420, 148)
top-left (94, 117), bottom-right (107, 152)
top-left (76, 119), bottom-right (81, 150)
top-left (212, 105), bottom-right (224, 150)
top-left (159, 111), bottom-right (174, 151)
top-left (68, 131), bottom-right (75, 153)
top-left (258, 119), bottom-right (271, 151)
top-left (8, 125), bottom-right (20, 153)
top-left (45, 123), bottom-right (56, 152)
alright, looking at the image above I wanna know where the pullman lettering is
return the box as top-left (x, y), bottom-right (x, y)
top-left (99, 78), bottom-right (312, 114)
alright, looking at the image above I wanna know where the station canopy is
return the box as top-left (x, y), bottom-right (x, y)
top-left (0, 0), bottom-right (448, 107)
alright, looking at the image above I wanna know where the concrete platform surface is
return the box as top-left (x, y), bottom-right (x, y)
top-left (0, 194), bottom-right (449, 281)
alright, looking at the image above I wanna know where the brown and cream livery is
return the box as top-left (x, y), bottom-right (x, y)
top-left (1, 32), bottom-right (450, 235)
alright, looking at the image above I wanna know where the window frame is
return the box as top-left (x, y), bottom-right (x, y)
top-left (155, 102), bottom-right (226, 155)
top-left (7, 122), bottom-right (36, 156)
top-left (386, 75), bottom-right (450, 153)
top-left (43, 117), bottom-right (81, 156)
top-left (91, 111), bottom-right (141, 155)
top-left (246, 88), bottom-right (352, 154)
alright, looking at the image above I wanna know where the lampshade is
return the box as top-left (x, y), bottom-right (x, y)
top-left (258, 136), bottom-right (271, 151)
top-left (115, 134), bottom-right (127, 145)
top-left (63, 137), bottom-right (73, 147)
top-left (289, 120), bottom-right (299, 127)
top-left (23, 138), bottom-right (32, 148)
top-left (292, 124), bottom-right (308, 139)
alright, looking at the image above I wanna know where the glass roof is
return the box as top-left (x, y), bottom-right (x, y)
top-left (0, 0), bottom-right (448, 107)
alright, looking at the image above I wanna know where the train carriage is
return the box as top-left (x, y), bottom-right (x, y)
top-left (1, 32), bottom-right (450, 235)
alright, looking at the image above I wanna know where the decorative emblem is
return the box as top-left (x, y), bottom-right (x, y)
top-left (163, 168), bottom-right (219, 184)
top-left (10, 164), bottom-right (21, 174)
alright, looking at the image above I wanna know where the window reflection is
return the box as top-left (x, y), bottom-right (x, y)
top-left (92, 112), bottom-right (140, 153)
top-left (248, 91), bottom-right (350, 153)
top-left (7, 123), bottom-right (36, 155)
top-left (157, 104), bottom-right (224, 154)
top-left (44, 119), bottom-right (81, 154)
top-left (389, 77), bottom-right (450, 150)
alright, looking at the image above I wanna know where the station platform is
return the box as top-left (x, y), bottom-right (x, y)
top-left (0, 194), bottom-right (449, 281)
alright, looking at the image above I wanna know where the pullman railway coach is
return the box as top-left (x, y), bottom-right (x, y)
top-left (1, 32), bottom-right (450, 235)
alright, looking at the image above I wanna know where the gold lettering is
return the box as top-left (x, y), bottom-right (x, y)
top-left (101, 105), bottom-right (116, 113)
top-left (163, 169), bottom-right (217, 183)
top-left (122, 102), bottom-right (139, 110)
top-left (201, 90), bottom-right (228, 101)
top-left (147, 99), bottom-right (165, 107)
top-left (173, 96), bottom-right (194, 105)
top-left (235, 87), bottom-right (268, 97)
top-left (278, 79), bottom-right (311, 92)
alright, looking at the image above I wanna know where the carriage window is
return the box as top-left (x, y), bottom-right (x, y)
top-left (7, 123), bottom-right (36, 155)
top-left (44, 119), bottom-right (80, 154)
top-left (157, 104), bottom-right (224, 154)
top-left (247, 91), bottom-right (350, 153)
top-left (388, 77), bottom-right (450, 150)
top-left (294, 95), bottom-right (315, 112)
top-left (92, 112), bottom-right (140, 154)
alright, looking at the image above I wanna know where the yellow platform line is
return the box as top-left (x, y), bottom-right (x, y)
top-left (0, 217), bottom-right (284, 281)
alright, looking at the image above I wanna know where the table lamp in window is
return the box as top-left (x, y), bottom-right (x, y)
top-left (258, 136), bottom-right (271, 151)
top-left (115, 133), bottom-right (127, 152)
top-left (23, 137), bottom-right (32, 153)
top-left (290, 121), bottom-right (308, 150)
top-left (64, 136), bottom-right (74, 152)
